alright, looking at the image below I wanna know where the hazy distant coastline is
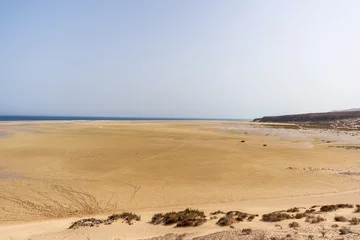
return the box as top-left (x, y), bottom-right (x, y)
top-left (0, 115), bottom-right (251, 122)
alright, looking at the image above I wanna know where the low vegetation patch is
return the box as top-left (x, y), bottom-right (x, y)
top-left (150, 208), bottom-right (206, 227)
top-left (69, 218), bottom-right (106, 229)
top-left (288, 221), bottom-right (300, 228)
top-left (242, 228), bottom-right (252, 235)
top-left (339, 227), bottom-right (351, 235)
top-left (69, 212), bottom-right (140, 229)
top-left (350, 217), bottom-right (360, 225)
top-left (286, 207), bottom-right (300, 213)
top-left (334, 216), bottom-right (347, 222)
top-left (305, 215), bottom-right (326, 224)
top-left (262, 211), bottom-right (292, 222)
top-left (216, 211), bottom-right (257, 226)
top-left (107, 212), bottom-right (141, 225)
top-left (355, 204), bottom-right (360, 213)
top-left (294, 213), bottom-right (307, 219)
top-left (210, 210), bottom-right (225, 215)
top-left (320, 204), bottom-right (353, 212)
top-left (305, 209), bottom-right (316, 213)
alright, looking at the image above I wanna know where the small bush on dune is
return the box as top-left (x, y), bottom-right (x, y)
top-left (108, 212), bottom-right (141, 225)
top-left (262, 212), bottom-right (292, 222)
top-left (289, 221), bottom-right (300, 228)
top-left (216, 215), bottom-right (235, 226)
top-left (336, 204), bottom-right (353, 209)
top-left (295, 213), bottom-right (307, 219)
top-left (150, 208), bottom-right (206, 227)
top-left (247, 214), bottom-right (258, 221)
top-left (69, 218), bottom-right (104, 229)
top-left (350, 217), bottom-right (360, 225)
top-left (216, 211), bottom-right (257, 226)
top-left (320, 204), bottom-right (353, 212)
top-left (355, 205), bottom-right (360, 213)
top-left (151, 213), bottom-right (165, 225)
top-left (339, 227), bottom-right (351, 235)
top-left (305, 215), bottom-right (326, 224)
top-left (320, 205), bottom-right (337, 212)
top-left (305, 209), bottom-right (316, 213)
top-left (242, 228), bottom-right (252, 235)
top-left (69, 211), bottom-right (141, 229)
top-left (210, 210), bottom-right (225, 215)
top-left (334, 216), bottom-right (348, 222)
top-left (286, 207), bottom-right (300, 213)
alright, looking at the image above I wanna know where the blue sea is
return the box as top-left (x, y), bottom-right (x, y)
top-left (0, 115), bottom-right (249, 122)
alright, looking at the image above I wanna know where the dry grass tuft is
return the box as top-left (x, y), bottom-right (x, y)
top-left (288, 221), bottom-right (300, 228)
top-left (355, 205), bottom-right (360, 213)
top-left (294, 213), bottom-right (307, 219)
top-left (334, 216), bottom-right (348, 222)
top-left (350, 217), bottom-right (360, 225)
top-left (216, 211), bottom-right (257, 226)
top-left (69, 212), bottom-right (140, 229)
top-left (241, 228), bottom-right (252, 235)
top-left (339, 227), bottom-right (351, 235)
top-left (107, 212), bottom-right (141, 225)
top-left (320, 204), bottom-right (353, 212)
top-left (305, 215), bottom-right (326, 224)
top-left (210, 210), bottom-right (225, 215)
top-left (262, 211), bottom-right (292, 222)
top-left (286, 207), bottom-right (300, 213)
top-left (150, 208), bottom-right (206, 227)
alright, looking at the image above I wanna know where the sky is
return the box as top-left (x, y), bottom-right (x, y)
top-left (1, 0), bottom-right (360, 119)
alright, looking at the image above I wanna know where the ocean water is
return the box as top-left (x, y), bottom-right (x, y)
top-left (0, 115), bottom-right (248, 122)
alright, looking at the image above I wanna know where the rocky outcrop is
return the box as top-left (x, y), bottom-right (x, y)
top-left (253, 110), bottom-right (360, 129)
top-left (254, 110), bottom-right (360, 123)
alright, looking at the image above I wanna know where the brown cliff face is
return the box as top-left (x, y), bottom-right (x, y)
top-left (253, 110), bottom-right (360, 129)
top-left (254, 110), bottom-right (360, 123)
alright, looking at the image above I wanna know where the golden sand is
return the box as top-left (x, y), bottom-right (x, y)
top-left (0, 121), bottom-right (360, 239)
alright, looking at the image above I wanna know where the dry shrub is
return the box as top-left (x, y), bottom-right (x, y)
top-left (305, 209), bottom-right (316, 213)
top-left (210, 210), bottom-right (225, 215)
top-left (337, 204), bottom-right (354, 209)
top-left (320, 205), bottom-right (337, 212)
top-left (320, 204), bottom-right (353, 212)
top-left (294, 213), bottom-right (307, 219)
top-left (350, 217), bottom-right (360, 225)
top-left (289, 221), bottom-right (300, 228)
top-left (69, 218), bottom-right (105, 229)
top-left (305, 215), bottom-right (325, 224)
top-left (339, 227), bottom-right (351, 235)
top-left (355, 205), bottom-right (360, 213)
top-left (69, 212), bottom-right (140, 229)
top-left (334, 216), bottom-right (348, 222)
top-left (242, 228), bottom-right (252, 235)
top-left (216, 211), bottom-right (256, 226)
top-left (332, 224), bottom-right (339, 228)
top-left (150, 208), bottom-right (206, 227)
top-left (286, 207), bottom-right (300, 213)
top-left (216, 215), bottom-right (235, 226)
top-left (108, 212), bottom-right (140, 225)
top-left (262, 211), bottom-right (292, 222)
top-left (247, 214), bottom-right (257, 221)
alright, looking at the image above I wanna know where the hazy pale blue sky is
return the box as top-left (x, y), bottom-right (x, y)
top-left (1, 0), bottom-right (360, 118)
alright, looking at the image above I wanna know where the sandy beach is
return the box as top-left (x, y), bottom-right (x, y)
top-left (1, 121), bottom-right (360, 239)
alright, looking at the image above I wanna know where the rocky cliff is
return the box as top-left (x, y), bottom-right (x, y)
top-left (253, 110), bottom-right (360, 129)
